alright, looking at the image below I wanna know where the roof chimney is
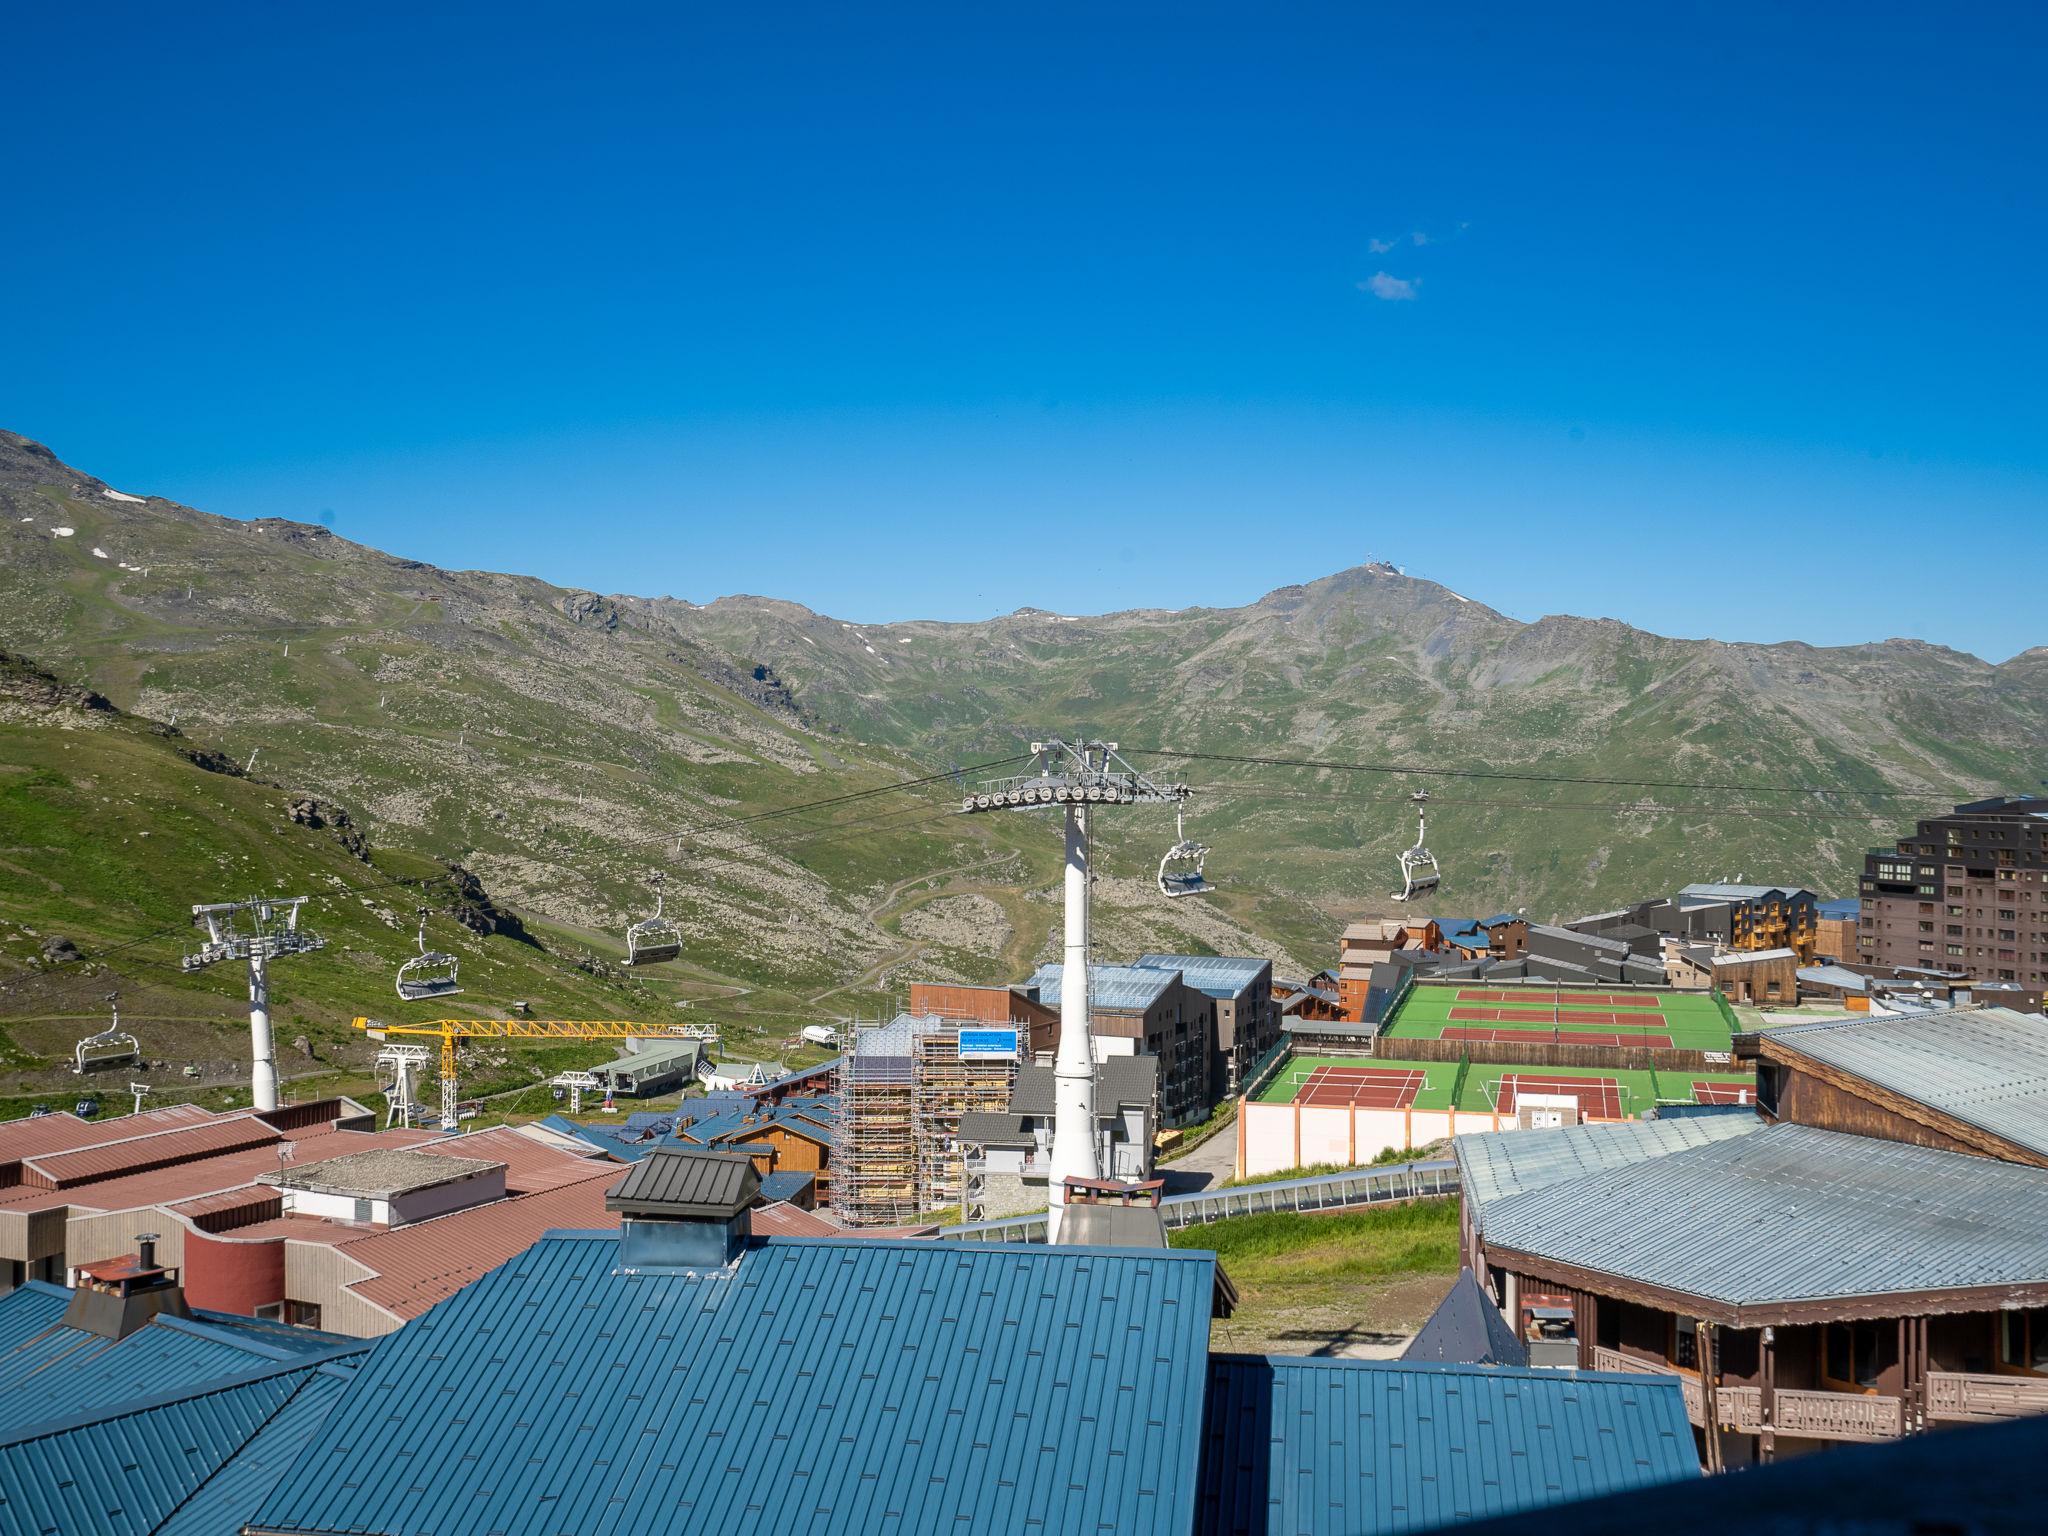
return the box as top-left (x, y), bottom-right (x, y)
top-left (604, 1147), bottom-right (757, 1270)
top-left (63, 1231), bottom-right (192, 1340)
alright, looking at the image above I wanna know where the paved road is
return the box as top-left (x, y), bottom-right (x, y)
top-left (1159, 1124), bottom-right (1237, 1195)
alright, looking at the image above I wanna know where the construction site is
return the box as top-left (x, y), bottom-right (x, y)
top-left (833, 1012), bottom-right (1020, 1226)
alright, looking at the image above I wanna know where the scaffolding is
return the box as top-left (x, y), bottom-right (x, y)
top-left (833, 1014), bottom-right (1019, 1227)
top-left (914, 1025), bottom-right (1017, 1214)
top-left (836, 1016), bottom-right (918, 1227)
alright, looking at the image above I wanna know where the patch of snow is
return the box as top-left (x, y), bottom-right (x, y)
top-left (51, 527), bottom-right (75, 537)
top-left (91, 547), bottom-right (110, 559)
top-left (1057, 615), bottom-right (1079, 622)
top-left (897, 637), bottom-right (912, 644)
top-left (1449, 593), bottom-right (1469, 603)
top-left (18, 516), bottom-right (32, 523)
top-left (799, 635), bottom-right (816, 646)
top-left (863, 644), bottom-right (876, 654)
top-left (102, 489), bottom-right (146, 504)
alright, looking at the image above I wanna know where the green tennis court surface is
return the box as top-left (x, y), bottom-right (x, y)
top-left (1382, 981), bottom-right (1733, 1052)
top-left (1256, 1054), bottom-right (1755, 1118)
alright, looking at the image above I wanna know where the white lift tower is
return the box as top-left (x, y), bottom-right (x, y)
top-left (182, 896), bottom-right (326, 1113)
top-left (959, 740), bottom-right (1189, 1240)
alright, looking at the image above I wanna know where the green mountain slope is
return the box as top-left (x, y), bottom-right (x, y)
top-left (0, 432), bottom-right (1303, 1103)
top-left (2, 428), bottom-right (2041, 1107)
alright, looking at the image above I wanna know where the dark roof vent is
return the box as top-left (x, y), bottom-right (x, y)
top-left (605, 1147), bottom-right (758, 1270)
top-left (62, 1231), bottom-right (192, 1340)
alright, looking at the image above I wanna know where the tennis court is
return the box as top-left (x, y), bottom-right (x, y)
top-left (1690, 1079), bottom-right (1757, 1105)
top-left (1448, 1005), bottom-right (1670, 1028)
top-left (1384, 979), bottom-right (1733, 1051)
top-left (1442, 1025), bottom-right (1675, 1049)
top-left (1254, 1055), bottom-right (1458, 1108)
top-left (1492, 1073), bottom-right (1624, 1119)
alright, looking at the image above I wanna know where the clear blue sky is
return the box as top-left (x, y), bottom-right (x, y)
top-left (5, 4), bottom-right (2043, 660)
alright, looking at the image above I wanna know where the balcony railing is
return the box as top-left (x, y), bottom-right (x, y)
top-left (1927, 1371), bottom-right (2048, 1424)
top-left (1773, 1388), bottom-right (1903, 1441)
top-left (1590, 1349), bottom-right (1903, 1440)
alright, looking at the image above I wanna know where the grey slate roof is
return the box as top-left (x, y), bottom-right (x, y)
top-left (1763, 1006), bottom-right (2048, 1159)
top-left (956, 1110), bottom-right (1033, 1147)
top-left (1678, 882), bottom-right (1813, 903)
top-left (1479, 1122), bottom-right (2048, 1314)
top-left (1027, 962), bottom-right (1179, 1011)
top-left (1402, 1269), bottom-right (1527, 1367)
top-left (604, 1145), bottom-right (759, 1218)
top-left (1457, 1108), bottom-right (1762, 1215)
top-left (1137, 953), bottom-right (1271, 1000)
top-left (1010, 1055), bottom-right (1158, 1117)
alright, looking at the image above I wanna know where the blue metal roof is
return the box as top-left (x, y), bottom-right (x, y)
top-left (251, 1231), bottom-right (1218, 1536)
top-left (1196, 1355), bottom-right (1697, 1534)
top-left (157, 1366), bottom-right (355, 1536)
top-left (1028, 962), bottom-right (1178, 1011)
top-left (1815, 897), bottom-right (1860, 920)
top-left (0, 1355), bottom-right (361, 1536)
top-left (1136, 954), bottom-right (1271, 1001)
top-left (0, 1283), bottom-right (353, 1435)
top-left (757, 1169), bottom-right (816, 1204)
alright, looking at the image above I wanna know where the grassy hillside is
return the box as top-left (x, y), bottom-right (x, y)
top-left (2, 426), bottom-right (2040, 1107)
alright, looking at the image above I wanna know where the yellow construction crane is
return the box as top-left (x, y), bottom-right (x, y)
top-left (352, 1016), bottom-right (721, 1130)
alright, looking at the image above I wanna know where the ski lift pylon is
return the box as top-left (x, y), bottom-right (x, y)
top-left (625, 871), bottom-right (683, 966)
top-left (395, 908), bottom-right (462, 1002)
top-left (73, 992), bottom-right (141, 1074)
top-left (1157, 804), bottom-right (1214, 899)
top-left (1391, 789), bottom-right (1441, 903)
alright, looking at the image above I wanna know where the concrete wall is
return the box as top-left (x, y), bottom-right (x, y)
top-left (1240, 1098), bottom-right (1533, 1178)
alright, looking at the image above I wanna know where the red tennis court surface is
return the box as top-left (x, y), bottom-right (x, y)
top-left (1496, 1074), bottom-right (1624, 1119)
top-left (1294, 1065), bottom-right (1425, 1109)
top-left (1448, 1006), bottom-right (1669, 1029)
top-left (1441, 1025), bottom-right (1674, 1049)
top-left (1454, 990), bottom-right (1661, 1007)
top-left (1691, 1080), bottom-right (1757, 1105)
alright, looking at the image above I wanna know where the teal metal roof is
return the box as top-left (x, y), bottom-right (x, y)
top-left (0, 1356), bottom-right (363, 1536)
top-left (251, 1231), bottom-right (1218, 1536)
top-left (0, 1283), bottom-right (352, 1435)
top-left (1196, 1355), bottom-right (1697, 1534)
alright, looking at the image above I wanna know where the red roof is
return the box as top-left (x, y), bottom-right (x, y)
top-left (332, 1163), bottom-right (629, 1318)
top-left (23, 1114), bottom-right (281, 1188)
top-left (0, 1103), bottom-right (210, 1164)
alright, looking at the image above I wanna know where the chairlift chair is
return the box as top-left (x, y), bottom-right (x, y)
top-left (1390, 790), bottom-right (1441, 903)
top-left (1156, 805), bottom-right (1215, 899)
top-left (624, 872), bottom-right (683, 966)
top-left (73, 994), bottom-right (141, 1075)
top-left (395, 908), bottom-right (462, 1002)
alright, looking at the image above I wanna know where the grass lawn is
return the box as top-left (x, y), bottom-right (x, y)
top-left (1174, 1197), bottom-right (1461, 1357)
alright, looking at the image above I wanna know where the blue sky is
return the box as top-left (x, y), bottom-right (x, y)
top-left (5, 3), bottom-right (2043, 660)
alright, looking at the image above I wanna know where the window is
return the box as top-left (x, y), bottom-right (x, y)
top-left (1669, 1315), bottom-right (1701, 1372)
top-left (255, 1302), bottom-right (285, 1321)
top-left (286, 1300), bottom-right (323, 1329)
top-left (1999, 1310), bottom-right (2048, 1376)
top-left (1918, 885), bottom-right (1938, 897)
top-left (1823, 1321), bottom-right (1887, 1393)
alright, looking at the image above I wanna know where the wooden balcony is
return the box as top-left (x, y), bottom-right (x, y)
top-left (1927, 1372), bottom-right (2048, 1424)
top-left (1592, 1348), bottom-right (1903, 1440)
top-left (1772, 1388), bottom-right (1903, 1441)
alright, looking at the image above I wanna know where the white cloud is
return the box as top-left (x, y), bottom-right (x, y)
top-left (1367, 236), bottom-right (1396, 254)
top-left (1359, 271), bottom-right (1418, 301)
top-left (1412, 231), bottom-right (1430, 246)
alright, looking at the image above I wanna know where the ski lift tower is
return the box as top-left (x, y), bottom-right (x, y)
top-left (182, 896), bottom-right (326, 1113)
top-left (959, 740), bottom-right (1189, 1240)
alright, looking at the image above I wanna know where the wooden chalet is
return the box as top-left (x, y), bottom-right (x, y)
top-left (1459, 1005), bottom-right (2048, 1467)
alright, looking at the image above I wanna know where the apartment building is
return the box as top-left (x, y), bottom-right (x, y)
top-left (1858, 796), bottom-right (2048, 991)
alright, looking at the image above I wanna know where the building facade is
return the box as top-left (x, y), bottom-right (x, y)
top-left (1858, 796), bottom-right (2048, 992)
